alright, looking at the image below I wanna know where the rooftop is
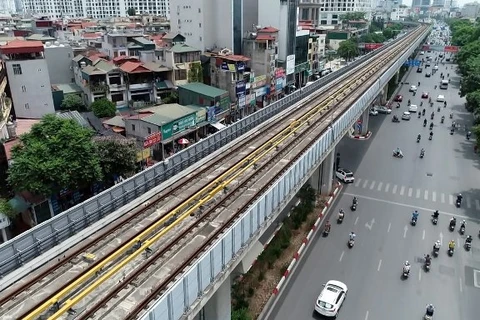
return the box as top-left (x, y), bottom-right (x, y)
top-left (103, 115), bottom-right (125, 128)
top-left (179, 82), bottom-right (228, 98)
top-left (0, 39), bottom-right (44, 54)
top-left (216, 54), bottom-right (250, 62)
top-left (26, 34), bottom-right (56, 42)
top-left (120, 61), bottom-right (151, 73)
top-left (138, 103), bottom-right (200, 126)
top-left (56, 110), bottom-right (89, 127)
top-left (258, 26), bottom-right (279, 33)
top-left (51, 83), bottom-right (83, 94)
top-left (169, 43), bottom-right (200, 53)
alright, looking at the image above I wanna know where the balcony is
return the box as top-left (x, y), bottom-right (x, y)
top-left (109, 83), bottom-right (126, 91)
top-left (129, 82), bottom-right (153, 90)
top-left (89, 83), bottom-right (109, 93)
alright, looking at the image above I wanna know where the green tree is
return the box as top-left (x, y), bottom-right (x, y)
top-left (383, 28), bottom-right (394, 39)
top-left (162, 91), bottom-right (179, 104)
top-left (188, 62), bottom-right (203, 83)
top-left (337, 39), bottom-right (358, 61)
top-left (451, 25), bottom-right (476, 46)
top-left (93, 136), bottom-right (137, 180)
top-left (127, 7), bottom-right (136, 16)
top-left (456, 41), bottom-right (480, 75)
top-left (8, 115), bottom-right (102, 196)
top-left (61, 94), bottom-right (86, 111)
top-left (232, 308), bottom-right (252, 320)
top-left (465, 90), bottom-right (480, 112)
top-left (0, 198), bottom-right (15, 220)
top-left (91, 98), bottom-right (116, 118)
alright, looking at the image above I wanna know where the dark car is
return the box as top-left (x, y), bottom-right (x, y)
top-left (425, 72), bottom-right (431, 77)
top-left (417, 67), bottom-right (423, 73)
top-left (394, 94), bottom-right (403, 102)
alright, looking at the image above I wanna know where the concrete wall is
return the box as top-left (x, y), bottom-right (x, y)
top-left (44, 45), bottom-right (74, 84)
top-left (6, 59), bottom-right (55, 119)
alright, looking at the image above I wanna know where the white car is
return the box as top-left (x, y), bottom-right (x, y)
top-left (436, 94), bottom-right (445, 102)
top-left (335, 168), bottom-right (354, 183)
top-left (314, 280), bottom-right (348, 317)
top-left (408, 104), bottom-right (418, 113)
top-left (434, 65), bottom-right (439, 70)
top-left (420, 51), bottom-right (425, 55)
top-left (409, 85), bottom-right (417, 92)
top-left (369, 108), bottom-right (378, 116)
top-left (402, 111), bottom-right (411, 120)
top-left (376, 106), bottom-right (392, 114)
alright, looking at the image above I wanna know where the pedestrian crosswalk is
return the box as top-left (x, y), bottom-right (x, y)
top-left (351, 178), bottom-right (480, 210)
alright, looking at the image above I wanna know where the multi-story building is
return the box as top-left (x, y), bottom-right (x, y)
top-left (101, 29), bottom-right (156, 62)
top-left (299, 0), bottom-right (372, 26)
top-left (21, 0), bottom-right (170, 19)
top-left (154, 33), bottom-right (201, 86)
top-left (0, 60), bottom-right (12, 140)
top-left (412, 0), bottom-right (431, 15)
top-left (44, 42), bottom-right (75, 84)
top-left (461, 2), bottom-right (480, 19)
top-left (243, 27), bottom-right (279, 80)
top-left (169, 0), bottom-right (249, 54)
top-left (0, 40), bottom-right (55, 119)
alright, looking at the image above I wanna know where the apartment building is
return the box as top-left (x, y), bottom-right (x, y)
top-left (0, 60), bottom-right (12, 140)
top-left (0, 40), bottom-right (55, 119)
top-left (101, 29), bottom-right (156, 61)
top-left (461, 2), bottom-right (480, 19)
top-left (21, 0), bottom-right (170, 19)
top-left (169, 0), bottom-right (247, 54)
top-left (154, 33), bottom-right (201, 86)
top-left (44, 42), bottom-right (75, 84)
top-left (298, 0), bottom-right (372, 26)
top-left (412, 0), bottom-right (431, 15)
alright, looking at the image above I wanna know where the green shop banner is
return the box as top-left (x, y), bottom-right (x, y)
top-left (161, 114), bottom-right (196, 140)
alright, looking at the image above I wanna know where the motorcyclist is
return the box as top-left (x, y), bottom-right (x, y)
top-left (412, 210), bottom-right (419, 221)
top-left (467, 131), bottom-right (472, 139)
top-left (448, 240), bottom-right (456, 250)
top-left (429, 131), bottom-right (433, 138)
top-left (349, 232), bottom-right (356, 241)
top-left (429, 122), bottom-right (434, 130)
top-left (441, 115), bottom-right (445, 123)
top-left (324, 220), bottom-right (331, 232)
top-left (460, 220), bottom-right (466, 230)
top-left (403, 261), bottom-right (410, 273)
top-left (425, 254), bottom-right (432, 265)
top-left (444, 101), bottom-right (447, 107)
top-left (433, 240), bottom-right (441, 250)
top-left (432, 210), bottom-right (439, 218)
top-left (338, 208), bottom-right (345, 218)
top-left (353, 196), bottom-right (358, 205)
top-left (423, 119), bottom-right (427, 126)
top-left (449, 217), bottom-right (457, 227)
top-left (417, 134), bottom-right (421, 141)
top-left (466, 235), bottom-right (473, 244)
top-left (420, 148), bottom-right (425, 156)
top-left (422, 109), bottom-right (426, 116)
top-left (426, 304), bottom-right (435, 316)
top-left (395, 147), bottom-right (402, 156)
top-left (408, 99), bottom-right (411, 105)
top-left (450, 113), bottom-right (453, 119)
top-left (457, 193), bottom-right (463, 203)
top-left (431, 112), bottom-right (434, 120)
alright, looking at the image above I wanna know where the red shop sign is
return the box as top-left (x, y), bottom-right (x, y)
top-left (144, 131), bottom-right (162, 148)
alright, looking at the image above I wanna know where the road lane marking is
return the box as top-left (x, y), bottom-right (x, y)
top-left (416, 189), bottom-right (421, 198)
top-left (385, 183), bottom-right (390, 192)
top-left (339, 251), bottom-right (345, 262)
top-left (377, 182), bottom-right (383, 191)
top-left (459, 277), bottom-right (463, 293)
top-left (407, 187), bottom-right (412, 197)
top-left (355, 178), bottom-right (361, 187)
top-left (473, 270), bottom-right (480, 288)
top-left (476, 199), bottom-right (480, 210)
top-left (377, 259), bottom-right (382, 271)
top-left (392, 185), bottom-right (398, 194)
top-left (404, 225), bottom-right (408, 238)
top-left (387, 222), bottom-right (391, 233)
top-left (441, 193), bottom-right (445, 203)
top-left (355, 216), bottom-right (359, 225)
top-left (424, 190), bottom-right (429, 200)
top-left (422, 229), bottom-right (426, 240)
top-left (365, 310), bottom-right (369, 320)
top-left (342, 193), bottom-right (480, 222)
top-left (419, 270), bottom-right (422, 281)
top-left (363, 180), bottom-right (369, 188)
top-left (449, 195), bottom-right (454, 205)
top-left (432, 191), bottom-right (436, 202)
top-left (370, 181), bottom-right (376, 190)
top-left (402, 186), bottom-right (407, 195)
top-left (467, 197), bottom-right (472, 209)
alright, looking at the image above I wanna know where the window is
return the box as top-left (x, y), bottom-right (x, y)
top-left (21, 85), bottom-right (26, 92)
top-left (147, 127), bottom-right (152, 134)
top-left (131, 124), bottom-right (136, 131)
top-left (198, 8), bottom-right (201, 13)
top-left (24, 103), bottom-right (30, 109)
top-left (199, 36), bottom-right (202, 41)
top-left (199, 22), bottom-right (202, 28)
top-left (175, 69), bottom-right (187, 80)
top-left (12, 64), bottom-right (22, 75)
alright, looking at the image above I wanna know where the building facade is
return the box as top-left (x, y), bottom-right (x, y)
top-left (44, 42), bottom-right (75, 84)
top-left (0, 40), bottom-right (55, 119)
top-left (299, 0), bottom-right (372, 26)
top-left (0, 60), bottom-right (12, 140)
top-left (21, 0), bottom-right (170, 19)
top-left (461, 2), bottom-right (480, 19)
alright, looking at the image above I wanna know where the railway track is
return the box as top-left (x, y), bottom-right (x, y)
top-left (1, 26), bottom-right (426, 320)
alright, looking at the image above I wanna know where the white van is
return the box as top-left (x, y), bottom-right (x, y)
top-left (440, 79), bottom-right (449, 89)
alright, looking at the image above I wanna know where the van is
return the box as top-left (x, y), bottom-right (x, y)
top-left (440, 79), bottom-right (448, 89)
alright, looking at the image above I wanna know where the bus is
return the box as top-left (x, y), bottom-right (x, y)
top-left (440, 79), bottom-right (449, 89)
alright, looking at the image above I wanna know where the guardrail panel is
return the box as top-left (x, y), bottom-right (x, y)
top-left (185, 268), bottom-right (199, 307)
top-left (223, 229), bottom-right (234, 262)
top-left (171, 281), bottom-right (185, 320)
top-left (212, 242), bottom-right (223, 276)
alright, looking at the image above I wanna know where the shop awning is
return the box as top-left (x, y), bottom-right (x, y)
top-left (210, 122), bottom-right (226, 130)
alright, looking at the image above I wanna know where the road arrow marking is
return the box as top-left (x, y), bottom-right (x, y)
top-left (365, 218), bottom-right (375, 230)
top-left (404, 225), bottom-right (408, 238)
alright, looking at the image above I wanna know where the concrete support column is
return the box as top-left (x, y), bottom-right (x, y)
top-left (1, 228), bottom-right (7, 243)
top-left (360, 108), bottom-right (370, 135)
top-left (310, 147), bottom-right (336, 196)
top-left (394, 70), bottom-right (400, 84)
top-left (203, 275), bottom-right (232, 320)
top-left (380, 83), bottom-right (389, 105)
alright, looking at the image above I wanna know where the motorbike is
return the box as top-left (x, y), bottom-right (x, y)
top-left (424, 310), bottom-right (434, 320)
top-left (449, 223), bottom-right (456, 232)
top-left (423, 121), bottom-right (427, 127)
top-left (456, 198), bottom-right (462, 208)
top-left (402, 266), bottom-right (410, 278)
top-left (392, 116), bottom-right (400, 123)
top-left (348, 239), bottom-right (355, 248)
top-left (417, 136), bottom-right (421, 143)
top-left (422, 109), bottom-right (426, 116)
top-left (393, 151), bottom-right (404, 158)
top-left (465, 240), bottom-right (472, 251)
top-left (323, 226), bottom-right (330, 236)
top-left (448, 246), bottom-right (454, 256)
top-left (411, 216), bottom-right (418, 226)
top-left (418, 112), bottom-right (421, 118)
top-left (429, 124), bottom-right (433, 130)
top-left (437, 107), bottom-right (440, 112)
top-left (460, 225), bottom-right (465, 235)
top-left (441, 117), bottom-right (445, 124)
top-left (351, 199), bottom-right (357, 211)
top-left (338, 211), bottom-right (344, 223)
top-left (433, 246), bottom-right (440, 257)
top-left (450, 129), bottom-right (454, 135)
top-left (431, 114), bottom-right (434, 120)
top-left (429, 134), bottom-right (433, 140)
top-left (467, 134), bottom-right (471, 140)
top-left (431, 216), bottom-right (438, 225)
top-left (420, 151), bottom-right (425, 159)
top-left (424, 259), bottom-right (431, 271)
top-left (450, 114), bottom-right (453, 119)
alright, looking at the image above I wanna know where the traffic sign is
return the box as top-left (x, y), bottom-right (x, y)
top-left (403, 59), bottom-right (421, 67)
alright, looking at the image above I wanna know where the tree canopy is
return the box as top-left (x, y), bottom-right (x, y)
top-left (91, 98), bottom-right (116, 118)
top-left (93, 136), bottom-right (137, 181)
top-left (337, 39), bottom-right (358, 61)
top-left (8, 115), bottom-right (102, 196)
top-left (61, 94), bottom-right (86, 111)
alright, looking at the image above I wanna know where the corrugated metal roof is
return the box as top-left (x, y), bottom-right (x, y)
top-left (81, 65), bottom-right (107, 75)
top-left (56, 110), bottom-right (89, 127)
top-left (103, 115), bottom-right (125, 128)
top-left (170, 43), bottom-right (200, 53)
top-left (179, 83), bottom-right (227, 98)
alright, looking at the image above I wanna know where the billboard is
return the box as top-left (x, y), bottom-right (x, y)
top-left (286, 55), bottom-right (295, 75)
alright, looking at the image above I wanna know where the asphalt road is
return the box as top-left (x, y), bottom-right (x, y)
top-left (264, 52), bottom-right (480, 320)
